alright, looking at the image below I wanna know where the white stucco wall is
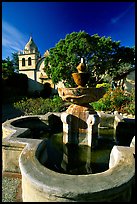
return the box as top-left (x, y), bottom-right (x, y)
top-left (19, 53), bottom-right (38, 70)
top-left (19, 70), bottom-right (43, 93)
top-left (125, 70), bottom-right (135, 92)
top-left (19, 56), bottom-right (55, 93)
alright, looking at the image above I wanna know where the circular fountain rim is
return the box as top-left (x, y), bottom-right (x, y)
top-left (19, 141), bottom-right (135, 200)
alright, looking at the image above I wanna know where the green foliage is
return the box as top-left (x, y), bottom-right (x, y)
top-left (91, 87), bottom-right (135, 115)
top-left (96, 83), bottom-right (111, 91)
top-left (2, 57), bottom-right (14, 79)
top-left (111, 62), bottom-right (134, 81)
top-left (13, 95), bottom-right (67, 115)
top-left (113, 46), bottom-right (135, 65)
top-left (13, 87), bottom-right (134, 116)
top-left (44, 31), bottom-right (135, 87)
top-left (44, 31), bottom-right (122, 87)
top-left (122, 88), bottom-right (135, 115)
top-left (124, 102), bottom-right (135, 115)
top-left (11, 52), bottom-right (19, 72)
top-left (2, 52), bottom-right (19, 79)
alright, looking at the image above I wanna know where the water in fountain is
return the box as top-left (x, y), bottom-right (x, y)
top-left (37, 130), bottom-right (115, 175)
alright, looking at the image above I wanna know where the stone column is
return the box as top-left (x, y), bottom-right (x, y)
top-left (87, 114), bottom-right (100, 147)
top-left (61, 112), bottom-right (79, 144)
top-left (61, 105), bottom-right (100, 148)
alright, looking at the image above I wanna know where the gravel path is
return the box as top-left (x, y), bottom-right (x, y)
top-left (2, 173), bottom-right (22, 202)
top-left (2, 177), bottom-right (21, 202)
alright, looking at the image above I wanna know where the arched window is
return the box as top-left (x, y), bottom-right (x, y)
top-left (22, 58), bottom-right (25, 66)
top-left (28, 57), bottom-right (31, 66)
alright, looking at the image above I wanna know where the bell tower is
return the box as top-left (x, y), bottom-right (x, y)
top-left (18, 35), bottom-right (41, 71)
top-left (18, 36), bottom-right (41, 93)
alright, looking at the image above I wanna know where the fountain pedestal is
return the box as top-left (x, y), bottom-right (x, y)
top-left (58, 58), bottom-right (105, 148)
top-left (61, 104), bottom-right (100, 147)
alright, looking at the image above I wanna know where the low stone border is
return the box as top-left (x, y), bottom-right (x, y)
top-left (19, 143), bottom-right (135, 202)
top-left (2, 113), bottom-right (60, 173)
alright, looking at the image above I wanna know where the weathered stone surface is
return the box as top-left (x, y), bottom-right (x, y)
top-left (19, 144), bottom-right (135, 202)
top-left (2, 145), bottom-right (25, 173)
top-left (61, 104), bottom-right (100, 146)
top-left (58, 87), bottom-right (106, 105)
top-left (97, 111), bottom-right (115, 128)
top-left (114, 115), bottom-right (135, 146)
top-left (2, 114), bottom-right (60, 173)
top-left (72, 72), bottom-right (89, 87)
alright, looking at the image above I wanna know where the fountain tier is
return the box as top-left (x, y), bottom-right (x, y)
top-left (58, 86), bottom-right (105, 105)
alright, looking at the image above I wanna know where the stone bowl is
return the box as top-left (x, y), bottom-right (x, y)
top-left (72, 72), bottom-right (89, 87)
top-left (58, 87), bottom-right (106, 105)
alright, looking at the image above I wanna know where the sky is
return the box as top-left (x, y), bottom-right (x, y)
top-left (2, 2), bottom-right (135, 60)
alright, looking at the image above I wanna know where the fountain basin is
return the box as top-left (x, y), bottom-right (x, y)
top-left (19, 143), bottom-right (134, 202)
top-left (2, 113), bottom-right (135, 201)
top-left (2, 113), bottom-right (62, 173)
top-left (2, 113), bottom-right (135, 173)
top-left (58, 87), bottom-right (106, 105)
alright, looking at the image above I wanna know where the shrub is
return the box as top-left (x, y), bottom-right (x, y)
top-left (122, 88), bottom-right (135, 115)
top-left (124, 102), bottom-right (135, 115)
top-left (110, 88), bottom-right (131, 112)
top-left (13, 95), bottom-right (66, 115)
top-left (13, 88), bottom-right (135, 116)
top-left (91, 87), bottom-right (135, 115)
top-left (96, 83), bottom-right (111, 91)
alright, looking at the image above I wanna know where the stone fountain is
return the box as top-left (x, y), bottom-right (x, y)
top-left (58, 58), bottom-right (105, 148)
top-left (2, 58), bottom-right (135, 202)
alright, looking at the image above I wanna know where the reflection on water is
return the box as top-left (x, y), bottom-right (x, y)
top-left (37, 129), bottom-right (115, 175)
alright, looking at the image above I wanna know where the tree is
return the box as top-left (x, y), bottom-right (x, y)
top-left (11, 52), bottom-right (19, 72)
top-left (107, 46), bottom-right (135, 90)
top-left (109, 46), bottom-right (135, 78)
top-left (44, 31), bottom-right (122, 87)
top-left (2, 52), bottom-right (19, 79)
top-left (2, 57), bottom-right (14, 79)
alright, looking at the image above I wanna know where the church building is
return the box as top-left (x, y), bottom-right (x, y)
top-left (18, 36), bottom-right (54, 94)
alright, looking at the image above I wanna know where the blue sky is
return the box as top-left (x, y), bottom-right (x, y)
top-left (2, 2), bottom-right (135, 59)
